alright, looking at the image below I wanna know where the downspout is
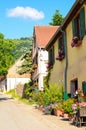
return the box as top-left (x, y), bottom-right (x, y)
top-left (60, 29), bottom-right (68, 94)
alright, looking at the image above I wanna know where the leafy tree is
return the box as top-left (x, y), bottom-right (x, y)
top-left (17, 49), bottom-right (32, 75)
top-left (0, 33), bottom-right (32, 76)
top-left (49, 10), bottom-right (64, 26)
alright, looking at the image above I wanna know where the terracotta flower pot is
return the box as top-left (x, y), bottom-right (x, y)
top-left (63, 113), bottom-right (69, 118)
top-left (38, 106), bottom-right (43, 111)
top-left (54, 110), bottom-right (63, 117)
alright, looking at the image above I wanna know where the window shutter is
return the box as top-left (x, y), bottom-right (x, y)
top-left (72, 19), bottom-right (76, 37)
top-left (63, 32), bottom-right (66, 54)
top-left (80, 7), bottom-right (85, 39)
top-left (48, 50), bottom-right (51, 64)
top-left (52, 46), bottom-right (55, 64)
top-left (82, 81), bottom-right (86, 94)
top-left (58, 39), bottom-right (60, 50)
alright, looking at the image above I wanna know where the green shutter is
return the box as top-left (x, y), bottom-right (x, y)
top-left (72, 19), bottom-right (76, 37)
top-left (58, 39), bottom-right (60, 50)
top-left (48, 50), bottom-right (50, 64)
top-left (52, 46), bottom-right (55, 64)
top-left (82, 81), bottom-right (86, 94)
top-left (63, 33), bottom-right (66, 54)
top-left (80, 7), bottom-right (85, 39)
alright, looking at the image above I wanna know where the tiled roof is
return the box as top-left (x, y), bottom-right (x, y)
top-left (34, 26), bottom-right (59, 48)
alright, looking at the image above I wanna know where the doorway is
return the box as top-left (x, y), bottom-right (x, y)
top-left (70, 79), bottom-right (78, 97)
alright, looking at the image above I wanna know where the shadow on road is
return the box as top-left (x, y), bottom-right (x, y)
top-left (0, 93), bottom-right (13, 102)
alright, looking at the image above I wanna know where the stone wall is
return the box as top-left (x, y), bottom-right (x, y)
top-left (16, 83), bottom-right (26, 98)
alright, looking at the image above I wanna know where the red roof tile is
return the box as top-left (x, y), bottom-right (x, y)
top-left (34, 26), bottom-right (59, 48)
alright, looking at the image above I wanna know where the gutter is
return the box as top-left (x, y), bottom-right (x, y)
top-left (60, 29), bottom-right (68, 93)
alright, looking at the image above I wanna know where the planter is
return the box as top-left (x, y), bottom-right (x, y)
top-left (38, 106), bottom-right (43, 111)
top-left (54, 110), bottom-right (63, 117)
top-left (63, 113), bottom-right (69, 119)
top-left (75, 40), bottom-right (82, 47)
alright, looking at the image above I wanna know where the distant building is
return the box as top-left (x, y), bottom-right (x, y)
top-left (32, 26), bottom-right (59, 90)
top-left (0, 57), bottom-right (30, 92)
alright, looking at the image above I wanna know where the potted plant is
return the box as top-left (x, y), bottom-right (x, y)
top-left (63, 98), bottom-right (75, 118)
top-left (43, 104), bottom-right (53, 114)
top-left (56, 50), bottom-right (65, 61)
top-left (53, 102), bottom-right (64, 116)
top-left (71, 36), bottom-right (82, 47)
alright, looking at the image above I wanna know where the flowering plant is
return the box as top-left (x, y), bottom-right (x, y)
top-left (43, 104), bottom-right (53, 114)
top-left (74, 88), bottom-right (84, 97)
top-left (71, 36), bottom-right (79, 47)
top-left (46, 63), bottom-right (52, 69)
top-left (72, 102), bottom-right (86, 113)
top-left (56, 50), bottom-right (65, 61)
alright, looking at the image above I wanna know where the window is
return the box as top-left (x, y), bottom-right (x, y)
top-left (70, 79), bottom-right (78, 97)
top-left (56, 35), bottom-right (65, 61)
top-left (58, 35), bottom-right (64, 52)
top-left (48, 46), bottom-right (54, 66)
top-left (72, 7), bottom-right (85, 40)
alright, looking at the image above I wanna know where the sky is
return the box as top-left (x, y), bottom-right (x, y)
top-left (0, 0), bottom-right (75, 39)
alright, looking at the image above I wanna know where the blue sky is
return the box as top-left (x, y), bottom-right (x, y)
top-left (0, 0), bottom-right (75, 39)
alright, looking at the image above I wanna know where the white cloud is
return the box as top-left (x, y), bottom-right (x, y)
top-left (7, 6), bottom-right (45, 20)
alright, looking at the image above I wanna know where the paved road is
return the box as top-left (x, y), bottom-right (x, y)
top-left (0, 92), bottom-right (85, 130)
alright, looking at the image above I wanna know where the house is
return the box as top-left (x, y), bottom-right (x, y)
top-left (32, 26), bottom-right (59, 91)
top-left (6, 57), bottom-right (30, 92)
top-left (45, 0), bottom-right (86, 97)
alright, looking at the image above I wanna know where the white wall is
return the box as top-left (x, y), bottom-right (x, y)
top-left (38, 49), bottom-right (48, 90)
top-left (7, 78), bottom-right (30, 91)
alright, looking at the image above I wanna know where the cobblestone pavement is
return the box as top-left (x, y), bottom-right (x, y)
top-left (0, 92), bottom-right (86, 130)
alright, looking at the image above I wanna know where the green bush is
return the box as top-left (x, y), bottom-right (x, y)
top-left (24, 80), bottom-right (33, 98)
top-left (32, 83), bottom-right (63, 107)
top-left (63, 98), bottom-right (75, 115)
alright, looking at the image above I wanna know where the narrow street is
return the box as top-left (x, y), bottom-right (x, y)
top-left (0, 92), bottom-right (85, 130)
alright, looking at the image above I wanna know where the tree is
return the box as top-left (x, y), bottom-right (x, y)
top-left (17, 49), bottom-right (32, 75)
top-left (49, 10), bottom-right (64, 26)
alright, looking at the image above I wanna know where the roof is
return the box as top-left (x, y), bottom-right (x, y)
top-left (45, 0), bottom-right (85, 50)
top-left (34, 26), bottom-right (59, 48)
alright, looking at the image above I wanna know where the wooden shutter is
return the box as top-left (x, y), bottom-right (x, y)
top-left (52, 46), bottom-right (55, 64)
top-left (72, 19), bottom-right (76, 37)
top-left (48, 50), bottom-right (51, 64)
top-left (63, 32), bottom-right (66, 54)
top-left (82, 81), bottom-right (86, 94)
top-left (80, 7), bottom-right (85, 39)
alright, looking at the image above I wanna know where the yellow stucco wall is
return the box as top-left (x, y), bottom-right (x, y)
top-left (66, 5), bottom-right (86, 93)
top-left (49, 40), bottom-right (66, 87)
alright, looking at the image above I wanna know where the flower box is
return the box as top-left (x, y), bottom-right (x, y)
top-left (71, 36), bottom-right (82, 47)
top-left (56, 50), bottom-right (65, 61)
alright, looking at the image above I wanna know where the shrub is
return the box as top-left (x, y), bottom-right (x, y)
top-left (63, 98), bottom-right (75, 115)
top-left (42, 83), bottom-right (63, 107)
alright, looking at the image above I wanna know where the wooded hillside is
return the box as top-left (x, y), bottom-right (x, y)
top-left (0, 33), bottom-right (32, 76)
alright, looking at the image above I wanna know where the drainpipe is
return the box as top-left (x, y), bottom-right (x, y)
top-left (60, 29), bottom-right (68, 94)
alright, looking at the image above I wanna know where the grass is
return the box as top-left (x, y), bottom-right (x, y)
top-left (6, 89), bottom-right (35, 105)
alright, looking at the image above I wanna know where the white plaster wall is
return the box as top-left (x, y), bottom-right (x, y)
top-left (7, 78), bottom-right (30, 91)
top-left (38, 49), bottom-right (48, 90)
